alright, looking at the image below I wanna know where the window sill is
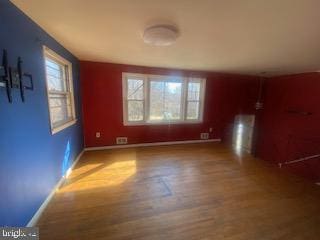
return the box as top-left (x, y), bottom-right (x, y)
top-left (124, 120), bottom-right (203, 126)
top-left (51, 119), bottom-right (77, 135)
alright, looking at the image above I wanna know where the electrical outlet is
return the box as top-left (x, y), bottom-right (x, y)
top-left (96, 132), bottom-right (101, 138)
top-left (116, 137), bottom-right (128, 145)
top-left (200, 133), bottom-right (209, 140)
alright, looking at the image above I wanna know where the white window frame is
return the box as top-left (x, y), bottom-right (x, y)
top-left (122, 72), bottom-right (206, 126)
top-left (43, 46), bottom-right (77, 134)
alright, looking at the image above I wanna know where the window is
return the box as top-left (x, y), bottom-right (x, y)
top-left (187, 79), bottom-right (202, 120)
top-left (123, 73), bottom-right (205, 125)
top-left (43, 46), bottom-right (76, 134)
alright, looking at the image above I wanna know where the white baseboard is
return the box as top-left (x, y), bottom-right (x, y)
top-left (85, 138), bottom-right (221, 151)
top-left (26, 149), bottom-right (84, 227)
top-left (65, 150), bottom-right (84, 178)
top-left (26, 139), bottom-right (220, 226)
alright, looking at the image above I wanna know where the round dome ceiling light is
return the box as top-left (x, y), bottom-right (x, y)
top-left (143, 25), bottom-right (179, 46)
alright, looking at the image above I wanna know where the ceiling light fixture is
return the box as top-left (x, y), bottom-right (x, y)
top-left (143, 25), bottom-right (179, 46)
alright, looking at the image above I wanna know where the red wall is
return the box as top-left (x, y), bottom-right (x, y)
top-left (81, 61), bottom-right (260, 147)
top-left (81, 62), bottom-right (319, 181)
top-left (257, 73), bottom-right (320, 181)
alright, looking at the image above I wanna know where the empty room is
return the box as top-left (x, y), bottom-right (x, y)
top-left (1, 0), bottom-right (320, 239)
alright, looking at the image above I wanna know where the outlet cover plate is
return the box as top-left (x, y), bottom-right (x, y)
top-left (116, 137), bottom-right (128, 144)
top-left (200, 133), bottom-right (209, 140)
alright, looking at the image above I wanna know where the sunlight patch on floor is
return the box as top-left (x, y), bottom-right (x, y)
top-left (59, 160), bottom-right (137, 192)
top-left (69, 163), bottom-right (104, 178)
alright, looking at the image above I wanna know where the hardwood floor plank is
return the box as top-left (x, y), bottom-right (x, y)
top-left (37, 143), bottom-right (320, 240)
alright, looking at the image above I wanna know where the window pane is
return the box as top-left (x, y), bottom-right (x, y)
top-left (127, 79), bottom-right (144, 100)
top-left (188, 82), bottom-right (201, 101)
top-left (49, 98), bottom-right (63, 108)
top-left (46, 58), bottom-right (61, 70)
top-left (49, 94), bottom-right (72, 125)
top-left (45, 59), bottom-right (66, 92)
top-left (128, 100), bottom-right (143, 121)
top-left (49, 94), bottom-right (69, 106)
top-left (187, 101), bottom-right (200, 120)
top-left (49, 97), bottom-right (69, 125)
top-left (50, 107), bottom-right (70, 126)
top-left (149, 81), bottom-right (182, 121)
top-left (150, 81), bottom-right (165, 120)
top-left (164, 82), bottom-right (182, 120)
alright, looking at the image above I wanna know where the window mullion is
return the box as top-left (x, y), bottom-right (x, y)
top-left (123, 75), bottom-right (128, 124)
top-left (163, 81), bottom-right (166, 120)
top-left (48, 90), bottom-right (69, 95)
top-left (199, 78), bottom-right (206, 122)
top-left (183, 78), bottom-right (189, 121)
top-left (144, 76), bottom-right (149, 123)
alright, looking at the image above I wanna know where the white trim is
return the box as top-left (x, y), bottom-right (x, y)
top-left (85, 139), bottom-right (221, 151)
top-left (123, 120), bottom-right (203, 126)
top-left (122, 72), bottom-right (206, 126)
top-left (122, 73), bottom-right (147, 125)
top-left (65, 150), bottom-right (84, 178)
top-left (26, 150), bottom-right (84, 227)
top-left (51, 119), bottom-right (77, 135)
top-left (280, 154), bottom-right (320, 167)
top-left (43, 46), bottom-right (77, 135)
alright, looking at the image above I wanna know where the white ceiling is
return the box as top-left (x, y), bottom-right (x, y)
top-left (11, 0), bottom-right (320, 76)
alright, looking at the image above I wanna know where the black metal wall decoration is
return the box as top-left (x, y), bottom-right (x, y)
top-left (0, 49), bottom-right (34, 103)
top-left (0, 50), bottom-right (12, 102)
top-left (16, 57), bottom-right (34, 102)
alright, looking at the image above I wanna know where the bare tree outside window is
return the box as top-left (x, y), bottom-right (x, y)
top-left (123, 73), bottom-right (205, 125)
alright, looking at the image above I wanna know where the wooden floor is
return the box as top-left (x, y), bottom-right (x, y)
top-left (38, 143), bottom-right (320, 240)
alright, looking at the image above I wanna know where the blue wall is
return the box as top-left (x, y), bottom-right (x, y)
top-left (0, 0), bottom-right (84, 226)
